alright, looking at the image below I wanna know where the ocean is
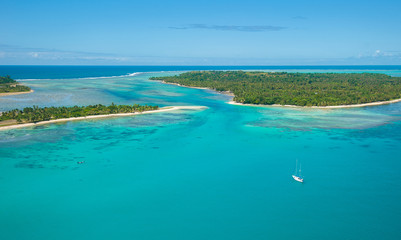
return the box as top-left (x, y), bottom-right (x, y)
top-left (1, 66), bottom-right (401, 240)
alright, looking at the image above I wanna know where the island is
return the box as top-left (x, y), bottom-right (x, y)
top-left (0, 75), bottom-right (32, 96)
top-left (151, 71), bottom-right (401, 107)
top-left (0, 103), bottom-right (206, 130)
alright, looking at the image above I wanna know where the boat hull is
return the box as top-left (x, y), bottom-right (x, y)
top-left (292, 175), bottom-right (304, 183)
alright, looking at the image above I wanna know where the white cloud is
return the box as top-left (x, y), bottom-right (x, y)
top-left (370, 49), bottom-right (400, 58)
top-left (356, 50), bottom-right (401, 59)
top-left (0, 44), bottom-right (134, 64)
top-left (373, 50), bottom-right (381, 56)
top-left (30, 52), bottom-right (39, 58)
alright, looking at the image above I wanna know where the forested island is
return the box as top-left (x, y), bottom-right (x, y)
top-left (151, 71), bottom-right (401, 107)
top-left (0, 75), bottom-right (31, 94)
top-left (0, 104), bottom-right (158, 126)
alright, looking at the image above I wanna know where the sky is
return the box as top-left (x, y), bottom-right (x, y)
top-left (1, 0), bottom-right (401, 65)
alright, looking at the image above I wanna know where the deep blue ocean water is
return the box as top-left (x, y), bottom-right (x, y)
top-left (1, 66), bottom-right (401, 240)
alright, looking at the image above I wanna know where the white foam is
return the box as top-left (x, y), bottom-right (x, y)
top-left (16, 70), bottom-right (186, 82)
top-left (128, 72), bottom-right (143, 76)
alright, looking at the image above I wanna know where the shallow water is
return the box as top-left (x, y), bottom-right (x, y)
top-left (1, 67), bottom-right (401, 240)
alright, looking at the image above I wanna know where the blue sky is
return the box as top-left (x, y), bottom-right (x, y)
top-left (1, 0), bottom-right (401, 65)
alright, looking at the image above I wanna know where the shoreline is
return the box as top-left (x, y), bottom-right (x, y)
top-left (155, 80), bottom-right (401, 109)
top-left (158, 80), bottom-right (235, 96)
top-left (0, 105), bottom-right (207, 131)
top-left (227, 98), bottom-right (401, 109)
top-left (0, 89), bottom-right (34, 97)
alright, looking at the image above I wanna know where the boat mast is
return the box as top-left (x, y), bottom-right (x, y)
top-left (299, 163), bottom-right (302, 177)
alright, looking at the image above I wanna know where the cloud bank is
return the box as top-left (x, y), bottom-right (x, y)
top-left (292, 16), bottom-right (308, 20)
top-left (1, 44), bottom-right (401, 65)
top-left (170, 24), bottom-right (286, 32)
top-left (0, 44), bottom-right (129, 65)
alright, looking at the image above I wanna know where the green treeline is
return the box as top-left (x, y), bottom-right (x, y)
top-left (0, 103), bottom-right (159, 124)
top-left (0, 75), bottom-right (31, 93)
top-left (150, 71), bottom-right (401, 106)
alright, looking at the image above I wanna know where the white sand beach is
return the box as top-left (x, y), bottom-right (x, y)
top-left (228, 98), bottom-right (401, 109)
top-left (0, 89), bottom-right (34, 97)
top-left (0, 105), bottom-right (207, 131)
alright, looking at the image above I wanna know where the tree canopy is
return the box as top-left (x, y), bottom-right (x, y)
top-left (0, 75), bottom-right (31, 93)
top-left (0, 103), bottom-right (158, 124)
top-left (151, 71), bottom-right (401, 106)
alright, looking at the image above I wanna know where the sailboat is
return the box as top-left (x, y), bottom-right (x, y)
top-left (292, 159), bottom-right (304, 183)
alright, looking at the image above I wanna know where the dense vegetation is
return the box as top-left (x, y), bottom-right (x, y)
top-left (0, 75), bottom-right (31, 93)
top-left (151, 71), bottom-right (401, 106)
top-left (0, 103), bottom-right (158, 124)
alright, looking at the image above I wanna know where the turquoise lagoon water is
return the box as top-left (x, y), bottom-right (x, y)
top-left (0, 66), bottom-right (401, 240)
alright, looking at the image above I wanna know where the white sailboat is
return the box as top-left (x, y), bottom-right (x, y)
top-left (292, 159), bottom-right (304, 183)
